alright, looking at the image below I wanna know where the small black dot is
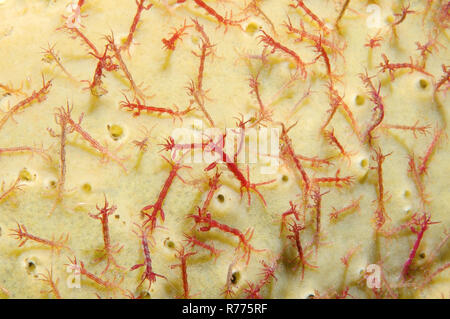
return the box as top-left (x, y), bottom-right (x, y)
top-left (307, 294), bottom-right (315, 299)
top-left (27, 261), bottom-right (36, 272)
top-left (115, 214), bottom-right (120, 220)
top-left (419, 252), bottom-right (426, 259)
top-left (282, 175), bottom-right (289, 182)
top-left (230, 271), bottom-right (240, 284)
top-left (217, 194), bottom-right (225, 203)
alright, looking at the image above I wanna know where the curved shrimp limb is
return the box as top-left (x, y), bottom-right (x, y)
top-left (131, 225), bottom-right (166, 290)
top-left (89, 197), bottom-right (125, 274)
top-left (239, 166), bottom-right (276, 206)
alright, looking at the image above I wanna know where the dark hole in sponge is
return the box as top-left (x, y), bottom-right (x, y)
top-left (217, 194), bottom-right (225, 203)
top-left (419, 79), bottom-right (428, 89)
top-left (355, 95), bottom-right (365, 105)
top-left (164, 238), bottom-right (175, 249)
top-left (27, 261), bottom-right (36, 272)
top-left (139, 291), bottom-right (151, 299)
top-left (231, 271), bottom-right (240, 285)
top-left (107, 124), bottom-right (124, 140)
top-left (82, 183), bottom-right (92, 193)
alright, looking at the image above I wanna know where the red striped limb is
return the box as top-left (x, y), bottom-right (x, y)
top-left (380, 122), bottom-right (431, 138)
top-left (435, 65), bottom-right (449, 93)
top-left (417, 127), bottom-right (445, 175)
top-left (391, 3), bottom-right (415, 38)
top-left (378, 54), bottom-right (433, 81)
top-left (258, 30), bottom-right (307, 79)
top-left (290, 0), bottom-right (330, 35)
top-left (284, 18), bottom-right (345, 57)
top-left (407, 155), bottom-right (429, 206)
top-left (279, 123), bottom-right (311, 205)
top-left (120, 94), bottom-right (193, 122)
top-left (359, 71), bottom-right (385, 145)
top-left (54, 103), bottom-right (127, 172)
top-left (177, 0), bottom-right (248, 31)
top-left (106, 34), bottom-right (148, 101)
top-left (205, 132), bottom-right (275, 207)
top-left (10, 223), bottom-right (70, 254)
top-left (38, 268), bottom-right (61, 299)
top-left (189, 210), bottom-right (264, 265)
top-left (121, 0), bottom-right (153, 53)
top-left (287, 221), bottom-right (317, 280)
top-left (170, 245), bottom-right (197, 299)
top-left (244, 256), bottom-right (279, 299)
top-left (142, 156), bottom-right (191, 230)
top-left (183, 233), bottom-right (223, 262)
top-left (370, 147), bottom-right (392, 231)
top-left (323, 129), bottom-right (355, 164)
top-left (131, 225), bottom-right (166, 290)
top-left (89, 197), bottom-right (124, 274)
top-left (322, 82), bottom-right (360, 139)
top-left (0, 76), bottom-right (52, 131)
top-left (66, 257), bottom-right (125, 293)
top-left (188, 19), bottom-right (216, 127)
top-left (329, 196), bottom-right (362, 222)
top-left (162, 20), bottom-right (193, 51)
top-left (401, 213), bottom-right (438, 280)
top-left (312, 169), bottom-right (354, 188)
top-left (280, 201), bottom-right (301, 234)
top-left (0, 177), bottom-right (24, 204)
